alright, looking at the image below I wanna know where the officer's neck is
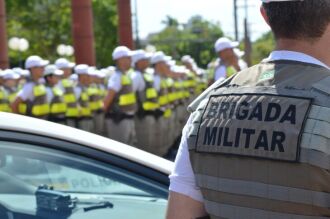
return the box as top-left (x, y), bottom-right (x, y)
top-left (275, 28), bottom-right (330, 67)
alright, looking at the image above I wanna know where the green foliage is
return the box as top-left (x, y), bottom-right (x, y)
top-left (92, 0), bottom-right (118, 67)
top-left (6, 0), bottom-right (117, 68)
top-left (251, 31), bottom-right (275, 65)
top-left (148, 15), bottom-right (223, 68)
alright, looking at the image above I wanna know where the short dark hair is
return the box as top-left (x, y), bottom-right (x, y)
top-left (263, 1), bottom-right (330, 41)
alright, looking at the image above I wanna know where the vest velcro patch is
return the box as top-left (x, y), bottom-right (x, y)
top-left (196, 93), bottom-right (312, 162)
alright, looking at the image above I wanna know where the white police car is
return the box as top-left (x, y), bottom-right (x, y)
top-left (0, 112), bottom-right (173, 219)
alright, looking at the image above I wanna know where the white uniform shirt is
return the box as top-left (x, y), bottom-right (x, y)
top-left (214, 65), bottom-right (226, 82)
top-left (17, 82), bottom-right (36, 102)
top-left (169, 50), bottom-right (330, 202)
top-left (131, 70), bottom-right (146, 92)
top-left (153, 74), bottom-right (161, 92)
top-left (107, 70), bottom-right (123, 92)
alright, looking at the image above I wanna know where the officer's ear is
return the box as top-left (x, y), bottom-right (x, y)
top-left (260, 5), bottom-right (270, 26)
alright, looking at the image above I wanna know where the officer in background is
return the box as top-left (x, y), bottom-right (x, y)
top-left (2, 69), bottom-right (20, 112)
top-left (131, 50), bottom-right (160, 154)
top-left (212, 37), bottom-right (240, 83)
top-left (151, 51), bottom-right (172, 156)
top-left (55, 58), bottom-right (78, 128)
top-left (44, 65), bottom-right (67, 124)
top-left (74, 64), bottom-right (94, 132)
top-left (11, 56), bottom-right (50, 119)
top-left (167, 0), bottom-right (330, 218)
top-left (104, 46), bottom-right (137, 145)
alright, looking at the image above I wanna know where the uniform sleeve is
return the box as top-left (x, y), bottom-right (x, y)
top-left (130, 72), bottom-right (139, 92)
top-left (17, 83), bottom-right (34, 101)
top-left (214, 65), bottom-right (226, 81)
top-left (169, 116), bottom-right (204, 202)
top-left (107, 73), bottom-right (122, 92)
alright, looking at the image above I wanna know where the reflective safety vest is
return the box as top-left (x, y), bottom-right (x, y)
top-left (166, 77), bottom-right (177, 105)
top-left (24, 83), bottom-right (49, 118)
top-left (0, 87), bottom-right (10, 112)
top-left (5, 87), bottom-right (19, 113)
top-left (141, 73), bottom-right (159, 111)
top-left (183, 78), bottom-right (191, 99)
top-left (49, 86), bottom-right (67, 118)
top-left (110, 73), bottom-right (137, 114)
top-left (88, 84), bottom-right (103, 113)
top-left (62, 79), bottom-right (79, 118)
top-left (174, 80), bottom-right (185, 105)
top-left (158, 78), bottom-right (172, 118)
top-left (187, 61), bottom-right (330, 218)
top-left (195, 77), bottom-right (208, 95)
top-left (186, 72), bottom-right (197, 96)
top-left (78, 85), bottom-right (92, 117)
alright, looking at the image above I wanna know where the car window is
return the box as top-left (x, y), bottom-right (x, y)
top-left (0, 141), bottom-right (167, 219)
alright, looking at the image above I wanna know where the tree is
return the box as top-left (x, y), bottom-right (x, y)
top-left (5, 0), bottom-right (118, 67)
top-left (251, 31), bottom-right (275, 65)
top-left (148, 15), bottom-right (224, 68)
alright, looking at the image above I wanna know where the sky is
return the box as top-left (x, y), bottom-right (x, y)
top-left (132, 0), bottom-right (270, 42)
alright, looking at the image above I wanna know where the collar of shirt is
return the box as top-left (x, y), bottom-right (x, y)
top-left (264, 50), bottom-right (330, 70)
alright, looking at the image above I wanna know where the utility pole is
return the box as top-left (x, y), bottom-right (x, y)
top-left (243, 0), bottom-right (252, 66)
top-left (0, 0), bottom-right (9, 69)
top-left (117, 0), bottom-right (134, 49)
top-left (71, 0), bottom-right (96, 65)
top-left (133, 0), bottom-right (140, 48)
top-left (234, 0), bottom-right (238, 41)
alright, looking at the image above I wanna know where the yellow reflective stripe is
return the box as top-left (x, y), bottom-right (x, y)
top-left (0, 104), bottom-right (10, 112)
top-left (64, 94), bottom-right (76, 103)
top-left (168, 93), bottom-right (176, 102)
top-left (62, 79), bottom-right (72, 87)
top-left (33, 85), bottom-right (46, 96)
top-left (0, 92), bottom-right (4, 99)
top-left (143, 102), bottom-right (159, 111)
top-left (89, 101), bottom-right (99, 110)
top-left (146, 88), bottom-right (158, 99)
top-left (121, 75), bottom-right (131, 85)
top-left (81, 93), bottom-right (89, 101)
top-left (53, 87), bottom-right (64, 96)
top-left (32, 104), bottom-right (50, 116)
top-left (19, 103), bottom-right (27, 114)
top-left (159, 95), bottom-right (168, 105)
top-left (163, 108), bottom-right (172, 118)
top-left (51, 103), bottom-right (67, 114)
top-left (80, 107), bottom-right (91, 116)
top-left (66, 108), bottom-right (79, 117)
top-left (9, 93), bottom-right (17, 103)
top-left (119, 93), bottom-right (136, 106)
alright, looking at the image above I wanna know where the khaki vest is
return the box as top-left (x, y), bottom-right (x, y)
top-left (137, 73), bottom-right (159, 112)
top-left (26, 83), bottom-right (49, 118)
top-left (110, 73), bottom-right (137, 114)
top-left (78, 85), bottom-right (92, 118)
top-left (62, 79), bottom-right (79, 118)
top-left (49, 86), bottom-right (67, 119)
top-left (187, 60), bottom-right (330, 219)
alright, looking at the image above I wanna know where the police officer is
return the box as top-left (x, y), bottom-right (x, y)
top-left (74, 64), bottom-right (94, 132)
top-left (212, 37), bottom-right (240, 83)
top-left (131, 50), bottom-right (160, 154)
top-left (55, 58), bottom-right (78, 128)
top-left (167, 0), bottom-right (330, 218)
top-left (2, 69), bottom-right (20, 112)
top-left (104, 46), bottom-right (137, 145)
top-left (151, 52), bottom-right (172, 156)
top-left (44, 65), bottom-right (67, 124)
top-left (11, 56), bottom-right (50, 119)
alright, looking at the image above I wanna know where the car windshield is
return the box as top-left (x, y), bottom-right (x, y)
top-left (0, 141), bottom-right (168, 219)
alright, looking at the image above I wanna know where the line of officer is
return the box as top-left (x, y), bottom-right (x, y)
top-left (11, 56), bottom-right (50, 119)
top-left (104, 46), bottom-right (137, 145)
top-left (167, 0), bottom-right (330, 218)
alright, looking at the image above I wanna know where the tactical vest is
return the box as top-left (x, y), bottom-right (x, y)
top-left (139, 73), bottom-right (159, 111)
top-left (62, 79), bottom-right (79, 118)
top-left (25, 83), bottom-right (49, 118)
top-left (187, 60), bottom-right (330, 219)
top-left (49, 86), bottom-right (67, 119)
top-left (88, 84), bottom-right (103, 113)
top-left (159, 77), bottom-right (172, 118)
top-left (0, 87), bottom-right (10, 112)
top-left (110, 73), bottom-right (137, 114)
top-left (78, 85), bottom-right (92, 118)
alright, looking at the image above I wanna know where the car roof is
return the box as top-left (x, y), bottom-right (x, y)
top-left (0, 113), bottom-right (174, 175)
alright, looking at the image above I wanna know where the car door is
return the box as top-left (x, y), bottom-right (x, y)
top-left (0, 129), bottom-right (169, 219)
